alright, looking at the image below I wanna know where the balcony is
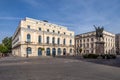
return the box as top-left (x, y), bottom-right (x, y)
top-left (15, 41), bottom-right (74, 48)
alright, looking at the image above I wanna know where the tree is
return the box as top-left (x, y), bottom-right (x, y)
top-left (77, 48), bottom-right (82, 55)
top-left (2, 37), bottom-right (12, 53)
top-left (0, 44), bottom-right (8, 57)
top-left (79, 48), bottom-right (82, 53)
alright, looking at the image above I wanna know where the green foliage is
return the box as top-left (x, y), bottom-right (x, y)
top-left (0, 37), bottom-right (12, 55)
top-left (41, 48), bottom-right (45, 51)
top-left (79, 48), bottom-right (82, 53)
top-left (83, 54), bottom-right (116, 59)
top-left (0, 44), bottom-right (8, 53)
top-left (83, 54), bottom-right (99, 59)
top-left (2, 37), bottom-right (12, 53)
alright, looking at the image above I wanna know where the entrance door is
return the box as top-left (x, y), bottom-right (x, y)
top-left (52, 48), bottom-right (56, 56)
top-left (58, 48), bottom-right (61, 55)
top-left (63, 48), bottom-right (66, 55)
top-left (46, 48), bottom-right (50, 56)
top-left (38, 48), bottom-right (42, 56)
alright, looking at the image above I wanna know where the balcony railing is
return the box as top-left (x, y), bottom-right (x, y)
top-left (14, 41), bottom-right (74, 47)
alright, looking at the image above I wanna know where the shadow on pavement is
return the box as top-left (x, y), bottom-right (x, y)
top-left (56, 55), bottom-right (120, 68)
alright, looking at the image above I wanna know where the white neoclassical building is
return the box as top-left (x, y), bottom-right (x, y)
top-left (75, 31), bottom-right (116, 55)
top-left (12, 17), bottom-right (74, 57)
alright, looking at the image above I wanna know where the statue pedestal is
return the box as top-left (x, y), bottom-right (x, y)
top-left (95, 41), bottom-right (105, 55)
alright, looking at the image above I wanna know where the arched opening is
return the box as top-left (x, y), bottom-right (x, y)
top-left (46, 48), bottom-right (50, 56)
top-left (38, 48), bottom-right (42, 56)
top-left (38, 35), bottom-right (41, 43)
top-left (46, 36), bottom-right (49, 44)
top-left (57, 38), bottom-right (60, 45)
top-left (52, 48), bottom-right (56, 56)
top-left (26, 47), bottom-right (32, 54)
top-left (58, 48), bottom-right (61, 55)
top-left (27, 34), bottom-right (31, 42)
top-left (63, 39), bottom-right (66, 45)
top-left (70, 39), bottom-right (72, 45)
top-left (70, 48), bottom-right (72, 53)
top-left (63, 48), bottom-right (66, 55)
top-left (52, 37), bottom-right (55, 44)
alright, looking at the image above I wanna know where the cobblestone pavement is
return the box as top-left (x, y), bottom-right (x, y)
top-left (56, 55), bottom-right (120, 67)
top-left (0, 56), bottom-right (120, 80)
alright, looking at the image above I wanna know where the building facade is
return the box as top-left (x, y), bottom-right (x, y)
top-left (115, 34), bottom-right (120, 54)
top-left (12, 17), bottom-right (74, 57)
top-left (75, 31), bottom-right (116, 55)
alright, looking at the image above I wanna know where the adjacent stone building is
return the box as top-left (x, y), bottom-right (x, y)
top-left (115, 34), bottom-right (120, 54)
top-left (75, 31), bottom-right (116, 55)
top-left (12, 17), bottom-right (74, 57)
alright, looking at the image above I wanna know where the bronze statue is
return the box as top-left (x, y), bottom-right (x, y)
top-left (94, 25), bottom-right (104, 41)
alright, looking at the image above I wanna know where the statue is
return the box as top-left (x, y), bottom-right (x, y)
top-left (94, 25), bottom-right (105, 54)
top-left (94, 25), bottom-right (104, 41)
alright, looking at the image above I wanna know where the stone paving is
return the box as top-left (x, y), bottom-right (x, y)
top-left (0, 56), bottom-right (120, 80)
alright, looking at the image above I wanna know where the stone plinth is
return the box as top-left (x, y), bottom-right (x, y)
top-left (95, 41), bottom-right (105, 54)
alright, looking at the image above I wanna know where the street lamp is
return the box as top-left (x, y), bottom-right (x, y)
top-left (52, 31), bottom-right (56, 57)
top-left (25, 41), bottom-right (31, 58)
top-left (42, 28), bottom-right (45, 56)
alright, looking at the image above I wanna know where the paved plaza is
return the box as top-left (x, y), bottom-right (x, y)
top-left (0, 56), bottom-right (120, 80)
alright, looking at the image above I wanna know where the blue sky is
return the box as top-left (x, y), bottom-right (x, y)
top-left (0, 0), bottom-right (120, 42)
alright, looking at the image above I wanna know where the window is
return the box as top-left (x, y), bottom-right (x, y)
top-left (87, 38), bottom-right (89, 42)
top-left (36, 22), bottom-right (38, 24)
top-left (26, 47), bottom-right (32, 54)
top-left (91, 38), bottom-right (94, 41)
top-left (84, 39), bottom-right (85, 42)
top-left (91, 50), bottom-right (93, 53)
top-left (63, 39), bottom-right (66, 45)
top-left (80, 39), bottom-right (82, 42)
top-left (39, 28), bottom-right (41, 31)
top-left (47, 37), bottom-right (49, 44)
top-left (87, 43), bottom-right (89, 48)
top-left (83, 44), bottom-right (85, 48)
top-left (80, 44), bottom-right (82, 47)
top-left (27, 25), bottom-right (30, 29)
top-left (57, 38), bottom-right (60, 45)
top-left (70, 49), bottom-right (72, 53)
top-left (47, 29), bottom-right (49, 32)
top-left (58, 31), bottom-right (60, 34)
top-left (52, 37), bottom-right (55, 44)
top-left (58, 48), bottom-right (61, 55)
top-left (53, 30), bottom-right (55, 33)
top-left (86, 50), bottom-right (89, 53)
top-left (84, 50), bottom-right (85, 53)
top-left (46, 48), bottom-right (50, 56)
top-left (70, 39), bottom-right (72, 45)
top-left (64, 32), bottom-right (66, 35)
top-left (38, 35), bottom-right (41, 43)
top-left (27, 34), bottom-right (31, 42)
top-left (91, 43), bottom-right (93, 48)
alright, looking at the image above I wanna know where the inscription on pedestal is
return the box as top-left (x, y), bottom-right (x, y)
top-left (95, 42), bottom-right (105, 54)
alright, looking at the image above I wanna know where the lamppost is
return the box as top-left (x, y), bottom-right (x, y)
top-left (52, 31), bottom-right (56, 57)
top-left (42, 28), bottom-right (45, 56)
top-left (25, 41), bottom-right (30, 58)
